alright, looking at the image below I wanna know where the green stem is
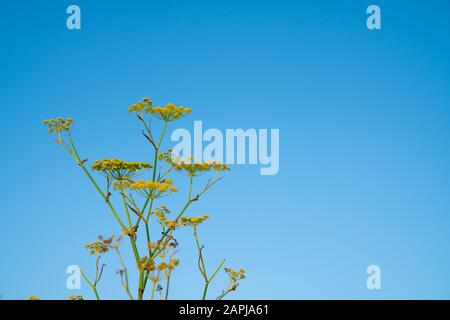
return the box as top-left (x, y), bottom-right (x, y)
top-left (152, 121), bottom-right (168, 181)
top-left (79, 266), bottom-right (100, 300)
top-left (92, 287), bottom-right (100, 300)
top-left (209, 259), bottom-right (225, 283)
top-left (138, 271), bottom-right (144, 300)
top-left (129, 237), bottom-right (140, 264)
top-left (194, 226), bottom-right (209, 299)
top-left (150, 280), bottom-right (157, 300)
top-left (115, 249), bottom-right (134, 300)
top-left (188, 175), bottom-right (193, 201)
top-left (165, 272), bottom-right (171, 300)
top-left (122, 192), bottom-right (133, 228)
top-left (68, 137), bottom-right (126, 228)
top-left (202, 283), bottom-right (209, 300)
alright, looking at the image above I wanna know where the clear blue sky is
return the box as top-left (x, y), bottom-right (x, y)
top-left (1, 0), bottom-right (450, 299)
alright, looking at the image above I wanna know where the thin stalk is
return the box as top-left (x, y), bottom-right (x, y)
top-left (202, 283), bottom-right (209, 300)
top-left (121, 191), bottom-right (141, 266)
top-left (209, 259), bottom-right (225, 283)
top-left (150, 280), bottom-right (157, 300)
top-left (68, 137), bottom-right (126, 228)
top-left (115, 248), bottom-right (134, 300)
top-left (203, 259), bottom-right (225, 300)
top-left (216, 285), bottom-right (233, 300)
top-left (194, 227), bottom-right (207, 277)
top-left (165, 272), bottom-right (171, 300)
top-left (194, 226), bottom-right (208, 299)
top-left (122, 192), bottom-right (133, 227)
top-left (138, 271), bottom-right (144, 300)
top-left (79, 266), bottom-right (100, 300)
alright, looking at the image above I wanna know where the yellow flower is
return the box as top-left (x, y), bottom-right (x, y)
top-left (112, 177), bottom-right (134, 190)
top-left (225, 267), bottom-right (246, 283)
top-left (128, 98), bottom-right (191, 122)
top-left (138, 256), bottom-right (155, 272)
top-left (156, 262), bottom-right (168, 272)
top-left (159, 152), bottom-right (230, 177)
top-left (164, 219), bottom-right (182, 230)
top-left (27, 296), bottom-right (40, 300)
top-left (156, 258), bottom-right (180, 272)
top-left (85, 240), bottom-right (110, 255)
top-left (129, 179), bottom-right (177, 198)
top-left (91, 158), bottom-right (152, 180)
top-left (181, 215), bottom-right (209, 227)
top-left (128, 98), bottom-right (152, 113)
top-left (146, 103), bottom-right (192, 122)
top-left (85, 235), bottom-right (121, 255)
top-left (169, 258), bottom-right (180, 270)
top-left (43, 117), bottom-right (74, 134)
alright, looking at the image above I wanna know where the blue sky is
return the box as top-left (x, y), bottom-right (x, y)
top-left (1, 0), bottom-right (450, 299)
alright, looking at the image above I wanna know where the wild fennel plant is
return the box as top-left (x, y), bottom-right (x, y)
top-left (42, 98), bottom-right (245, 300)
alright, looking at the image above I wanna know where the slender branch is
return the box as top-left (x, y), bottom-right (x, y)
top-left (79, 265), bottom-right (100, 300)
top-left (165, 271), bottom-right (171, 300)
top-left (68, 136), bottom-right (126, 229)
top-left (115, 248), bottom-right (134, 300)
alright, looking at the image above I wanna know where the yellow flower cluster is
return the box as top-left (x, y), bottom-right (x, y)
top-left (225, 268), bottom-right (246, 283)
top-left (138, 256), bottom-right (155, 272)
top-left (155, 205), bottom-right (170, 215)
top-left (139, 256), bottom-right (180, 275)
top-left (164, 220), bottom-right (182, 230)
top-left (92, 158), bottom-right (152, 172)
top-left (181, 215), bottom-right (209, 227)
top-left (112, 177), bottom-right (134, 190)
top-left (159, 153), bottom-right (230, 176)
top-left (85, 235), bottom-right (122, 255)
top-left (43, 117), bottom-right (74, 134)
top-left (92, 158), bottom-right (152, 179)
top-left (129, 179), bottom-right (177, 197)
top-left (156, 258), bottom-right (180, 272)
top-left (128, 97), bottom-right (152, 113)
top-left (68, 294), bottom-right (84, 300)
top-left (85, 240), bottom-right (110, 255)
top-left (154, 206), bottom-right (182, 230)
top-left (148, 234), bottom-right (178, 252)
top-left (27, 296), bottom-right (40, 300)
top-left (147, 103), bottom-right (192, 122)
top-left (128, 98), bottom-right (191, 122)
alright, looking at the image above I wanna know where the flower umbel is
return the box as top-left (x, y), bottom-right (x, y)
top-left (225, 268), bottom-right (246, 283)
top-left (43, 117), bottom-right (74, 134)
top-left (159, 153), bottom-right (230, 177)
top-left (128, 179), bottom-right (177, 198)
top-left (146, 103), bottom-right (192, 122)
top-left (85, 235), bottom-right (123, 255)
top-left (92, 158), bottom-right (152, 180)
top-left (129, 98), bottom-right (191, 122)
top-left (181, 215), bottom-right (209, 227)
